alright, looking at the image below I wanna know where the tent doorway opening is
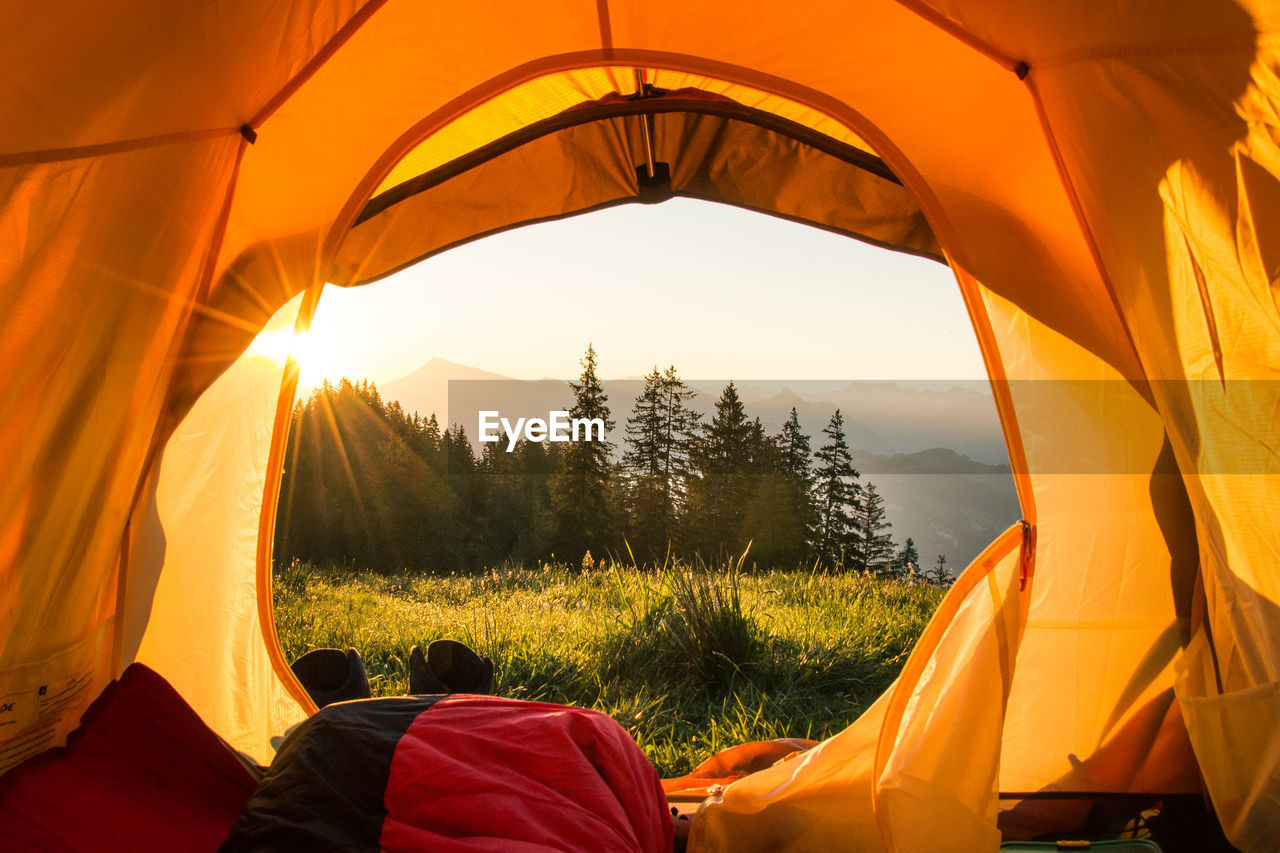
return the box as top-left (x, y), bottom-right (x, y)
top-left (256, 194), bottom-right (1018, 776)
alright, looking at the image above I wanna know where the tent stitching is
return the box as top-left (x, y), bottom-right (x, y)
top-left (891, 0), bottom-right (1020, 70)
top-left (248, 0), bottom-right (393, 130)
top-left (0, 127), bottom-right (238, 168)
top-left (1022, 72), bottom-right (1150, 382)
top-left (1033, 30), bottom-right (1272, 70)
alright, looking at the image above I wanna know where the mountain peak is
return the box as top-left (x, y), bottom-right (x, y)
top-left (378, 358), bottom-right (514, 421)
top-left (384, 357), bottom-right (511, 385)
top-left (759, 387), bottom-right (804, 406)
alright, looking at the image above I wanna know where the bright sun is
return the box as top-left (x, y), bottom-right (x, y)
top-left (246, 325), bottom-right (351, 392)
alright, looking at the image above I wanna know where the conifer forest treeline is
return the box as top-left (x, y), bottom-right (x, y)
top-left (276, 345), bottom-right (950, 582)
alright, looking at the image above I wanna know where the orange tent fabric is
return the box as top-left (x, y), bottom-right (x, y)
top-left (2, 3), bottom-right (1278, 850)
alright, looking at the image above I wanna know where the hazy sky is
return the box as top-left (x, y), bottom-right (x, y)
top-left (296, 197), bottom-right (986, 388)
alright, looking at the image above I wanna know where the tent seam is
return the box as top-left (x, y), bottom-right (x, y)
top-left (1033, 30), bottom-right (1270, 70)
top-left (2, 0), bottom-right (393, 164)
top-left (889, 0), bottom-right (1020, 70)
top-left (248, 0), bottom-right (392, 129)
top-left (1021, 73), bottom-right (1150, 385)
top-left (0, 127), bottom-right (238, 168)
top-left (596, 0), bottom-right (614, 57)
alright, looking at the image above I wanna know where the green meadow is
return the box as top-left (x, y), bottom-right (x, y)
top-left (273, 558), bottom-right (945, 777)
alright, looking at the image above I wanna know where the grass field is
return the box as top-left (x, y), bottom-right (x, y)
top-left (274, 557), bottom-right (945, 777)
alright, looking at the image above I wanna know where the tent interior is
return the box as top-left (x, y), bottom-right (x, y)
top-left (2, 3), bottom-right (1279, 851)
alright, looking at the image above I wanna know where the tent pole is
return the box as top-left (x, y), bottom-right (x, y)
top-left (634, 69), bottom-right (655, 179)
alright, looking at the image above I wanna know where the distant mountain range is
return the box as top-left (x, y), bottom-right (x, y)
top-left (377, 357), bottom-right (1021, 570)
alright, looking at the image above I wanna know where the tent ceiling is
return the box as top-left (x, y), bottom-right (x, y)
top-left (333, 87), bottom-right (941, 285)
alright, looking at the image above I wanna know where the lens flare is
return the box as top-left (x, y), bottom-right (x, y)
top-left (246, 325), bottom-right (350, 392)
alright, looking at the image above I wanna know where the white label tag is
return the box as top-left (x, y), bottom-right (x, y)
top-left (0, 628), bottom-right (103, 775)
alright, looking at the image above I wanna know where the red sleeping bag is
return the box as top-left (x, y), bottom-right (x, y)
top-left (222, 694), bottom-right (674, 852)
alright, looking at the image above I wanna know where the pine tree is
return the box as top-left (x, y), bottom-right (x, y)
top-left (442, 423), bottom-right (476, 476)
top-left (685, 381), bottom-right (761, 558)
top-left (776, 407), bottom-right (817, 557)
top-left (927, 553), bottom-right (952, 586)
top-left (896, 536), bottom-right (920, 579)
top-left (746, 416), bottom-right (772, 471)
top-left (739, 427), bottom-right (808, 568)
top-left (812, 408), bottom-right (861, 567)
top-left (550, 343), bottom-right (616, 562)
top-left (622, 365), bottom-right (700, 561)
top-left (735, 407), bottom-right (814, 567)
top-left (624, 368), bottom-right (665, 476)
top-left (778, 408), bottom-right (812, 484)
top-left (855, 481), bottom-right (895, 575)
top-left (656, 366), bottom-right (701, 503)
top-left (622, 368), bottom-right (667, 561)
top-left (422, 413), bottom-right (441, 451)
top-left (696, 382), bottom-right (755, 472)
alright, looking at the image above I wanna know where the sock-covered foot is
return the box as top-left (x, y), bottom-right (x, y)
top-left (408, 644), bottom-right (448, 695)
top-left (290, 647), bottom-right (372, 708)
top-left (427, 639), bottom-right (494, 695)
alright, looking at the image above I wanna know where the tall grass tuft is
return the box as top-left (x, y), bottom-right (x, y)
top-left (658, 550), bottom-right (759, 686)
